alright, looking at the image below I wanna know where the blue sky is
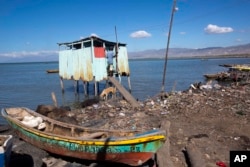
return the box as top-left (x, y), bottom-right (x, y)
top-left (0, 0), bottom-right (250, 61)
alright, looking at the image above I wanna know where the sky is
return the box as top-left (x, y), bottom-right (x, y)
top-left (0, 0), bottom-right (250, 62)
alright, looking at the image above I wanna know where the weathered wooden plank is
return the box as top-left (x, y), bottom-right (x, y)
top-left (108, 77), bottom-right (140, 108)
top-left (157, 120), bottom-right (173, 167)
top-left (185, 142), bottom-right (206, 167)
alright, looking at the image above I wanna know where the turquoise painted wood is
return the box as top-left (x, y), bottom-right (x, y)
top-left (6, 118), bottom-right (164, 166)
top-left (9, 120), bottom-right (163, 154)
top-left (118, 46), bottom-right (130, 76)
top-left (2, 107), bottom-right (166, 166)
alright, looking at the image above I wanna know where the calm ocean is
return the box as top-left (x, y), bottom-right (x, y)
top-left (0, 58), bottom-right (249, 112)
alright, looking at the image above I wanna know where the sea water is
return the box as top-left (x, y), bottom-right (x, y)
top-left (0, 58), bottom-right (249, 112)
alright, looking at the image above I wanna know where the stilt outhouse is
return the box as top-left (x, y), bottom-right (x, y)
top-left (57, 36), bottom-right (131, 96)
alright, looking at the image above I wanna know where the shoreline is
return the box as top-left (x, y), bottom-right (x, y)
top-left (1, 54), bottom-right (249, 64)
top-left (129, 53), bottom-right (250, 61)
top-left (1, 79), bottom-right (250, 167)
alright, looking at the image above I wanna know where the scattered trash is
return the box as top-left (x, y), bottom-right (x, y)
top-left (216, 161), bottom-right (227, 167)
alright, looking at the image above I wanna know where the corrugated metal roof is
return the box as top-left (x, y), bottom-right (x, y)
top-left (57, 36), bottom-right (126, 47)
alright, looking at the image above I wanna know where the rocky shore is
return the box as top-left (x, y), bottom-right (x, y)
top-left (1, 79), bottom-right (250, 167)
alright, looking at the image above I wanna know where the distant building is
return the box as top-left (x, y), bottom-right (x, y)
top-left (57, 36), bottom-right (130, 95)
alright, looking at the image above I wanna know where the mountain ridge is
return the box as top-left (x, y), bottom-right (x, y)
top-left (128, 43), bottom-right (250, 59)
top-left (1, 43), bottom-right (250, 63)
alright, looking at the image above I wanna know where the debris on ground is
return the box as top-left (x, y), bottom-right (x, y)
top-left (1, 79), bottom-right (250, 167)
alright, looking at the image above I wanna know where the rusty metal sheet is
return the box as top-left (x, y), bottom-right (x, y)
top-left (79, 48), bottom-right (93, 81)
top-left (59, 37), bottom-right (130, 83)
top-left (59, 50), bottom-right (73, 80)
top-left (92, 57), bottom-right (107, 81)
top-left (59, 48), bottom-right (94, 81)
top-left (72, 49), bottom-right (81, 80)
top-left (117, 46), bottom-right (130, 76)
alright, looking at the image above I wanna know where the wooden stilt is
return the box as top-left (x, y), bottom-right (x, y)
top-left (61, 92), bottom-right (66, 106)
top-left (77, 80), bottom-right (79, 93)
top-left (106, 79), bottom-right (109, 88)
top-left (87, 82), bottom-right (89, 95)
top-left (83, 81), bottom-right (87, 97)
top-left (118, 74), bottom-right (121, 83)
top-left (97, 82), bottom-right (100, 95)
top-left (94, 77), bottom-right (97, 96)
top-left (127, 76), bottom-right (132, 93)
top-left (74, 80), bottom-right (78, 95)
top-left (51, 92), bottom-right (58, 107)
top-left (60, 77), bottom-right (64, 94)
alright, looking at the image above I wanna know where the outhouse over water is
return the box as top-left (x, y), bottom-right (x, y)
top-left (57, 36), bottom-right (131, 96)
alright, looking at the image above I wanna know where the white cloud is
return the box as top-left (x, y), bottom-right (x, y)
top-left (179, 31), bottom-right (186, 35)
top-left (204, 24), bottom-right (233, 34)
top-left (0, 50), bottom-right (58, 58)
top-left (130, 30), bottom-right (152, 38)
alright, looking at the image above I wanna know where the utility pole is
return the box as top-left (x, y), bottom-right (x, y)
top-left (115, 26), bottom-right (119, 74)
top-left (161, 0), bottom-right (178, 96)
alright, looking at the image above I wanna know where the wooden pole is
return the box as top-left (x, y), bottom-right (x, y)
top-left (51, 92), bottom-right (58, 107)
top-left (94, 77), bottom-right (97, 96)
top-left (74, 80), bottom-right (79, 95)
top-left (83, 81), bottom-right (87, 96)
top-left (87, 82), bottom-right (89, 95)
top-left (161, 0), bottom-right (177, 96)
top-left (60, 77), bottom-right (64, 94)
top-left (97, 81), bottom-right (100, 95)
top-left (115, 26), bottom-right (119, 75)
top-left (128, 76), bottom-right (132, 93)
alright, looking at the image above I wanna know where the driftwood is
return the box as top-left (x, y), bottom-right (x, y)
top-left (185, 142), bottom-right (206, 167)
top-left (51, 92), bottom-right (58, 107)
top-left (156, 120), bottom-right (174, 167)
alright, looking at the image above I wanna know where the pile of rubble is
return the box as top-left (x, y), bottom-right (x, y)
top-left (52, 81), bottom-right (249, 132)
top-left (66, 81), bottom-right (249, 167)
top-left (6, 80), bottom-right (250, 167)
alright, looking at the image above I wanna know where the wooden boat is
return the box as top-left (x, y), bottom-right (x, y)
top-left (46, 69), bottom-right (59, 73)
top-left (219, 64), bottom-right (233, 68)
top-left (203, 72), bottom-right (230, 80)
top-left (229, 65), bottom-right (250, 71)
top-left (1, 107), bottom-right (166, 166)
top-left (203, 73), bottom-right (220, 79)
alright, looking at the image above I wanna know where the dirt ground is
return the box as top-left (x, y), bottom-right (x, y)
top-left (1, 80), bottom-right (250, 167)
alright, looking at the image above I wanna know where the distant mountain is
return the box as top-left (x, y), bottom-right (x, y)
top-left (0, 55), bottom-right (58, 63)
top-left (1, 43), bottom-right (250, 63)
top-left (128, 43), bottom-right (250, 59)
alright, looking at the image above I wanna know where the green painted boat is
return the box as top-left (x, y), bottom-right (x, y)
top-left (1, 107), bottom-right (166, 166)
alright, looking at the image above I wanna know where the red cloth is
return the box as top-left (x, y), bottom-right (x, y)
top-left (216, 161), bottom-right (227, 167)
top-left (94, 47), bottom-right (105, 58)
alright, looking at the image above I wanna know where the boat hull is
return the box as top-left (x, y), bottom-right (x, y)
top-left (3, 108), bottom-right (166, 166)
